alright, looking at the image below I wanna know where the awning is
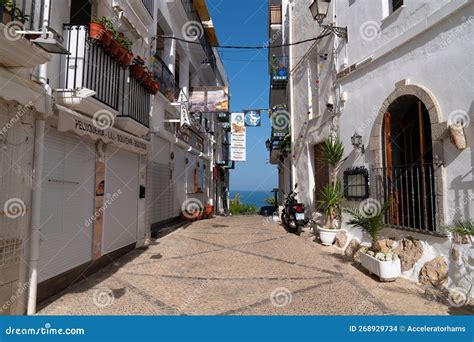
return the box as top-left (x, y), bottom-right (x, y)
top-left (56, 105), bottom-right (150, 155)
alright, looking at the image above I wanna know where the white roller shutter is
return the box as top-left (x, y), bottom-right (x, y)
top-left (103, 147), bottom-right (139, 254)
top-left (39, 128), bottom-right (95, 282)
top-left (147, 162), bottom-right (174, 225)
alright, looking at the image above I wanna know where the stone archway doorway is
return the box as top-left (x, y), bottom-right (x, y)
top-left (371, 80), bottom-right (446, 233)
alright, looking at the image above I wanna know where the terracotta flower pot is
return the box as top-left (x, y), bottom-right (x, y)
top-left (89, 22), bottom-right (105, 40)
top-left (120, 51), bottom-right (133, 68)
top-left (148, 81), bottom-right (160, 94)
top-left (142, 72), bottom-right (151, 86)
top-left (100, 30), bottom-right (113, 47)
top-left (115, 45), bottom-right (126, 61)
top-left (107, 39), bottom-right (121, 58)
top-left (131, 64), bottom-right (145, 81)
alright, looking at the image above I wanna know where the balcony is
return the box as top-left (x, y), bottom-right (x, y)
top-left (57, 25), bottom-right (150, 135)
top-left (141, 0), bottom-right (154, 17)
top-left (270, 5), bottom-right (282, 26)
top-left (270, 55), bottom-right (288, 89)
top-left (181, 0), bottom-right (217, 73)
top-left (150, 54), bottom-right (180, 103)
top-left (0, 0), bottom-right (51, 67)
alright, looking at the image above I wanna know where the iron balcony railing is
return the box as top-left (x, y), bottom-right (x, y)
top-left (150, 54), bottom-right (180, 102)
top-left (270, 55), bottom-right (289, 89)
top-left (373, 163), bottom-right (440, 233)
top-left (0, 0), bottom-right (44, 29)
top-left (141, 0), bottom-right (153, 17)
top-left (62, 25), bottom-right (150, 127)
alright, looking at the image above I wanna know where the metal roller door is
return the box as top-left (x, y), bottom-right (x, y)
top-left (103, 147), bottom-right (139, 254)
top-left (147, 162), bottom-right (174, 225)
top-left (39, 128), bottom-right (95, 282)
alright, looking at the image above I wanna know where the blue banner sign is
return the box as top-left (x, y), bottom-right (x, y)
top-left (0, 316), bottom-right (472, 342)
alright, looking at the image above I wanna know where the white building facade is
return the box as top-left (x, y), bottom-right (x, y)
top-left (0, 0), bottom-right (229, 315)
top-left (268, 0), bottom-right (473, 298)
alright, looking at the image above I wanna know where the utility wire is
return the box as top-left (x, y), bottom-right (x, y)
top-left (158, 32), bottom-right (331, 49)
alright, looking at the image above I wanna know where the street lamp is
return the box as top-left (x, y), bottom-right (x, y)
top-left (309, 0), bottom-right (331, 25)
top-left (351, 132), bottom-right (365, 154)
top-left (309, 0), bottom-right (348, 41)
top-left (265, 139), bottom-right (271, 151)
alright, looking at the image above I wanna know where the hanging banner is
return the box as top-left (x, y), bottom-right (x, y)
top-left (230, 112), bottom-right (246, 161)
top-left (189, 86), bottom-right (229, 113)
top-left (178, 90), bottom-right (191, 128)
top-left (244, 110), bottom-right (261, 127)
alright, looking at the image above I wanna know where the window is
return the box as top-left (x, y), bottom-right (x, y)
top-left (392, 0), bottom-right (403, 12)
top-left (343, 167), bottom-right (369, 200)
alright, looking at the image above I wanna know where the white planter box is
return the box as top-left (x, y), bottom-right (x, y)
top-left (360, 252), bottom-right (401, 282)
top-left (318, 227), bottom-right (338, 246)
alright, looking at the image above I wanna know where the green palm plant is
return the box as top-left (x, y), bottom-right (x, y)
top-left (264, 196), bottom-right (277, 206)
top-left (344, 200), bottom-right (391, 249)
top-left (319, 137), bottom-right (344, 188)
top-left (448, 220), bottom-right (474, 237)
top-left (318, 137), bottom-right (345, 228)
top-left (319, 183), bottom-right (343, 229)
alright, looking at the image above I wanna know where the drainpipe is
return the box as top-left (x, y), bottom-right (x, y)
top-left (288, 0), bottom-right (296, 191)
top-left (26, 0), bottom-right (51, 315)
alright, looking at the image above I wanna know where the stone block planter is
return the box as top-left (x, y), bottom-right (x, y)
top-left (360, 252), bottom-right (401, 282)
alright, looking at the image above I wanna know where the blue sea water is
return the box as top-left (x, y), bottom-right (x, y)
top-left (230, 190), bottom-right (275, 208)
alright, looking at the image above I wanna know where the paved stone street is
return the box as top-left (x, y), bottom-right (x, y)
top-left (39, 215), bottom-right (456, 315)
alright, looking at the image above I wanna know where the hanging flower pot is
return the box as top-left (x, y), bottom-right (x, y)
top-left (120, 51), bottom-right (133, 68)
top-left (115, 44), bottom-right (126, 61)
top-left (148, 80), bottom-right (160, 95)
top-left (145, 72), bottom-right (155, 88)
top-left (100, 29), bottom-right (113, 47)
top-left (89, 22), bottom-right (105, 40)
top-left (131, 64), bottom-right (145, 81)
top-left (107, 38), bottom-right (121, 58)
top-left (142, 72), bottom-right (152, 87)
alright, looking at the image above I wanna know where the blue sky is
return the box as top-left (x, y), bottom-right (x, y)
top-left (207, 0), bottom-right (278, 192)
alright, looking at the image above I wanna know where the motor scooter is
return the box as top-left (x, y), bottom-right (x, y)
top-left (281, 184), bottom-right (308, 235)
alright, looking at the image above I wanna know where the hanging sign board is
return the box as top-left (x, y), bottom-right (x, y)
top-left (178, 90), bottom-right (191, 128)
top-left (244, 110), bottom-right (261, 127)
top-left (230, 112), bottom-right (246, 161)
top-left (189, 86), bottom-right (229, 113)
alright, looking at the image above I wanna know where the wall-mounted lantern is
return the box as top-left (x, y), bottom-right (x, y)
top-left (351, 132), bottom-right (365, 154)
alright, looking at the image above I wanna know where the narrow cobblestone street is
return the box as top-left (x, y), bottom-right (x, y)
top-left (38, 216), bottom-right (458, 315)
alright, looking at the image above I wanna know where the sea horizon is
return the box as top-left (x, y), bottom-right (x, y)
top-left (229, 190), bottom-right (276, 208)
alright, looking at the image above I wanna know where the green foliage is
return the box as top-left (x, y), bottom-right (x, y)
top-left (264, 196), bottom-right (277, 206)
top-left (1, 0), bottom-right (29, 22)
top-left (319, 137), bottom-right (344, 174)
top-left (93, 16), bottom-right (115, 30)
top-left (115, 34), bottom-right (132, 51)
top-left (344, 200), bottom-right (392, 247)
top-left (230, 193), bottom-right (258, 215)
top-left (319, 183), bottom-right (343, 229)
top-left (448, 220), bottom-right (474, 237)
top-left (280, 134), bottom-right (291, 152)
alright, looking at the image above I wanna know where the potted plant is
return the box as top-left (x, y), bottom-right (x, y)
top-left (148, 78), bottom-right (160, 94)
top-left (316, 137), bottom-right (344, 245)
top-left (1, 0), bottom-right (29, 24)
top-left (95, 17), bottom-right (115, 47)
top-left (131, 56), bottom-right (146, 81)
top-left (115, 34), bottom-right (133, 67)
top-left (345, 200), bottom-right (401, 282)
top-left (89, 16), bottom-right (108, 41)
